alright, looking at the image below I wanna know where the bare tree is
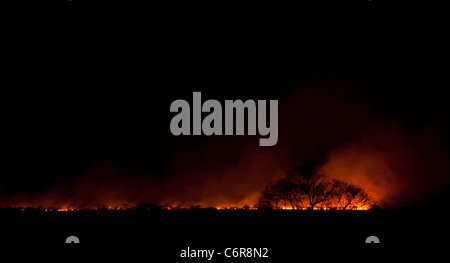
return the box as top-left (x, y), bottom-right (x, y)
top-left (348, 184), bottom-right (372, 209)
top-left (256, 184), bottom-right (283, 209)
top-left (323, 179), bottom-right (373, 210)
top-left (256, 178), bottom-right (303, 209)
top-left (277, 177), bottom-right (305, 209)
top-left (329, 180), bottom-right (352, 209)
top-left (290, 166), bottom-right (332, 209)
top-left (256, 165), bottom-right (374, 210)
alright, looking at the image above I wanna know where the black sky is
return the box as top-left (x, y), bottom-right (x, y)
top-left (1, 1), bottom-right (447, 208)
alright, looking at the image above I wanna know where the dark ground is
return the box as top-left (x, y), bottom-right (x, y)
top-left (1, 209), bottom-right (447, 261)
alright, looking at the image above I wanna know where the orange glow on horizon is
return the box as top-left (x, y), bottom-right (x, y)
top-left (6, 203), bottom-right (373, 211)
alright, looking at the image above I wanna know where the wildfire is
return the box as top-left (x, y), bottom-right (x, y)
top-left (6, 202), bottom-right (372, 212)
top-left (279, 205), bottom-right (370, 210)
top-left (41, 205), bottom-right (128, 212)
top-left (41, 204), bottom-right (370, 211)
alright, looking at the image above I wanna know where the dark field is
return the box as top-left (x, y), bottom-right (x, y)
top-left (1, 208), bottom-right (446, 261)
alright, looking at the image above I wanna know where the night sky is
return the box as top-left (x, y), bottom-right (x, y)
top-left (1, 1), bottom-right (447, 209)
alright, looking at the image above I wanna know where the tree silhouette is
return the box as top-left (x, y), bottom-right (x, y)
top-left (290, 166), bottom-right (335, 209)
top-left (256, 165), bottom-right (374, 210)
top-left (256, 181), bottom-right (284, 209)
top-left (328, 179), bottom-right (373, 209)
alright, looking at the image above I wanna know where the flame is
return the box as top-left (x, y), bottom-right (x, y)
top-left (279, 205), bottom-right (370, 210)
top-left (11, 203), bottom-right (372, 211)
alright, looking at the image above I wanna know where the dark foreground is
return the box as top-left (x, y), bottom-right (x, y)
top-left (0, 209), bottom-right (447, 261)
